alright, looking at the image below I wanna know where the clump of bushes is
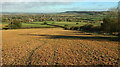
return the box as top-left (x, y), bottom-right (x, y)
top-left (41, 21), bottom-right (47, 25)
top-left (101, 7), bottom-right (119, 36)
top-left (64, 24), bottom-right (69, 30)
top-left (70, 27), bottom-right (74, 30)
top-left (101, 16), bottom-right (119, 33)
top-left (64, 24), bottom-right (101, 32)
top-left (72, 27), bottom-right (79, 30)
top-left (64, 24), bottom-right (68, 27)
top-left (92, 26), bottom-right (101, 32)
top-left (80, 24), bottom-right (94, 31)
top-left (76, 23), bottom-right (79, 24)
top-left (43, 21), bottom-right (47, 24)
top-left (8, 19), bottom-right (22, 29)
top-left (64, 26), bottom-right (80, 30)
top-left (80, 24), bottom-right (101, 32)
top-left (64, 26), bottom-right (70, 30)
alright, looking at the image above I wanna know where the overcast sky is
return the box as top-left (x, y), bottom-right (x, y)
top-left (0, 1), bottom-right (118, 13)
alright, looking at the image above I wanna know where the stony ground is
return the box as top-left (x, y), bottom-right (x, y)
top-left (2, 28), bottom-right (119, 65)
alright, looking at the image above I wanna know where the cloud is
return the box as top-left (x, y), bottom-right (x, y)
top-left (2, 2), bottom-right (71, 8)
top-left (0, 0), bottom-right (77, 3)
top-left (1, 2), bottom-right (73, 13)
top-left (0, 1), bottom-right (118, 13)
top-left (0, 0), bottom-right (119, 3)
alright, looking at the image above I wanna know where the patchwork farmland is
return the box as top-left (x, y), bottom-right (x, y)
top-left (1, 5), bottom-right (119, 66)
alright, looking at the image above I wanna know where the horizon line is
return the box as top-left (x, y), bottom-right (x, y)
top-left (0, 10), bottom-right (109, 14)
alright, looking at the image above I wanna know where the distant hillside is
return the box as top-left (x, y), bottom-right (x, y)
top-left (1, 11), bottom-right (109, 15)
top-left (62, 11), bottom-right (109, 15)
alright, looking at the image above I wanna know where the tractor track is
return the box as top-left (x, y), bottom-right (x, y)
top-left (26, 41), bottom-right (47, 65)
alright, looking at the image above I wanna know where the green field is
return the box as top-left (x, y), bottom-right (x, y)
top-left (22, 23), bottom-right (54, 28)
top-left (2, 21), bottom-right (101, 29)
top-left (46, 21), bottom-right (101, 27)
top-left (2, 22), bottom-right (9, 25)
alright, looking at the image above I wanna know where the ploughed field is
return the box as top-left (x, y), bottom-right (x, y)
top-left (2, 28), bottom-right (119, 65)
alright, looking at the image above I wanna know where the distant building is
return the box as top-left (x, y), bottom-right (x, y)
top-left (29, 18), bottom-right (33, 22)
top-left (19, 19), bottom-right (22, 22)
top-left (79, 20), bottom-right (83, 22)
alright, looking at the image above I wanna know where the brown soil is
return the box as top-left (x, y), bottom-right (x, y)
top-left (2, 28), bottom-right (119, 65)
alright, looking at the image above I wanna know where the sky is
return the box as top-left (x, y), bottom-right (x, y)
top-left (0, 1), bottom-right (119, 13)
top-left (0, 0), bottom-right (119, 2)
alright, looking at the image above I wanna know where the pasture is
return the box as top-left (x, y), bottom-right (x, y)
top-left (2, 21), bottom-right (101, 29)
